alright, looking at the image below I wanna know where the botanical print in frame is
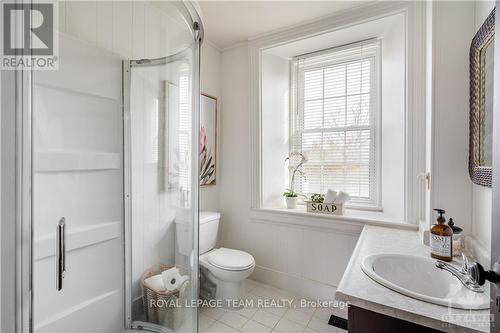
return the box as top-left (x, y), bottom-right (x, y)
top-left (200, 94), bottom-right (217, 186)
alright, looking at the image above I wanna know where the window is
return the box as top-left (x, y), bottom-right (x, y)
top-left (290, 40), bottom-right (380, 207)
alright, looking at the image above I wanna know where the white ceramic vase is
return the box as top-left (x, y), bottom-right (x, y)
top-left (285, 196), bottom-right (298, 209)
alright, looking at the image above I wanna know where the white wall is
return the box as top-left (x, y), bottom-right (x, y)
top-left (430, 1), bottom-right (475, 234)
top-left (471, 0), bottom-right (495, 255)
top-left (218, 45), bottom-right (252, 249)
top-left (379, 15), bottom-right (406, 221)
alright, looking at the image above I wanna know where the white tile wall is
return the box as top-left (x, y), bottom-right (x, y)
top-left (229, 217), bottom-right (358, 299)
top-left (132, 2), bottom-right (146, 59)
top-left (144, 5), bottom-right (162, 59)
top-left (96, 2), bottom-right (113, 51)
top-left (58, 1), bottom-right (191, 60)
top-left (112, 2), bottom-right (133, 57)
top-left (66, 2), bottom-right (97, 43)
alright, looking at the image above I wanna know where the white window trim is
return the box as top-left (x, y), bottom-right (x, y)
top-left (290, 39), bottom-right (383, 210)
top-left (248, 1), bottom-right (427, 225)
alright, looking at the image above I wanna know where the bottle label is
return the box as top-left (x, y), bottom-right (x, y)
top-left (430, 234), bottom-right (451, 257)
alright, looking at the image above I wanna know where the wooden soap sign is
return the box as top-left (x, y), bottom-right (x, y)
top-left (306, 202), bottom-right (344, 215)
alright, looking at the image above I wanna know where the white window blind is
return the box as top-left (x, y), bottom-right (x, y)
top-left (290, 40), bottom-right (380, 206)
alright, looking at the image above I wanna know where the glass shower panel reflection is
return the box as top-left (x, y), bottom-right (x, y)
top-left (128, 54), bottom-right (198, 332)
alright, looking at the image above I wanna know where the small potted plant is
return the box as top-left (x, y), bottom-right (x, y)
top-left (310, 193), bottom-right (324, 203)
top-left (283, 189), bottom-right (299, 209)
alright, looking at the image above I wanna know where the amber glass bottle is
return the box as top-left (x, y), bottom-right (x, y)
top-left (430, 209), bottom-right (453, 261)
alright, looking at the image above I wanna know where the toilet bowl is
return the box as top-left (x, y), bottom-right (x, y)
top-left (175, 212), bottom-right (255, 305)
top-left (200, 248), bottom-right (255, 301)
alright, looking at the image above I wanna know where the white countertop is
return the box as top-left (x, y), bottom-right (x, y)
top-left (335, 225), bottom-right (491, 333)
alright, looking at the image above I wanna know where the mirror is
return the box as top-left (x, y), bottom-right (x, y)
top-left (469, 9), bottom-right (495, 187)
top-left (484, 42), bottom-right (494, 166)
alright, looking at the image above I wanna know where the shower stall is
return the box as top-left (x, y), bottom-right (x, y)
top-left (6, 1), bottom-right (203, 332)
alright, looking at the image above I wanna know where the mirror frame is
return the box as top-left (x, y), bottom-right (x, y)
top-left (469, 8), bottom-right (495, 188)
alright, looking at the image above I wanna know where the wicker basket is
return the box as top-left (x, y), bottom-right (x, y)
top-left (141, 264), bottom-right (189, 329)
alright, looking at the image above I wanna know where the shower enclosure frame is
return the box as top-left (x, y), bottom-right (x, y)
top-left (9, 1), bottom-right (205, 333)
top-left (122, 2), bottom-right (204, 332)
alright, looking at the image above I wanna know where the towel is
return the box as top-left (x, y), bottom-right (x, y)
top-left (144, 274), bottom-right (165, 292)
top-left (334, 191), bottom-right (351, 204)
top-left (324, 190), bottom-right (337, 203)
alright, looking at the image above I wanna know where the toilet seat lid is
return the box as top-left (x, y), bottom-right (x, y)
top-left (207, 248), bottom-right (255, 271)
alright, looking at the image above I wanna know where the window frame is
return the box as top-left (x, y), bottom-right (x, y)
top-left (290, 40), bottom-right (383, 210)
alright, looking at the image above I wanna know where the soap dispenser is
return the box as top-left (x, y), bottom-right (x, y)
top-left (448, 218), bottom-right (463, 257)
top-left (430, 209), bottom-right (453, 261)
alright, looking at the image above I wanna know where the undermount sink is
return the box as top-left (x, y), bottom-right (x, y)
top-left (361, 254), bottom-right (490, 309)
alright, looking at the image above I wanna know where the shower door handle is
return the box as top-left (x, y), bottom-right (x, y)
top-left (56, 217), bottom-right (66, 291)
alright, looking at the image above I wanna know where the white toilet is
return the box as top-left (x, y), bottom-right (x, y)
top-left (175, 211), bottom-right (255, 302)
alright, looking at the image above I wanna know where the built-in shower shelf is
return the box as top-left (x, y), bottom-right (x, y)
top-left (34, 151), bottom-right (120, 172)
top-left (34, 221), bottom-right (121, 261)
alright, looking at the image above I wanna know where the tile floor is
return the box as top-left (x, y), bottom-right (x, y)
top-left (200, 279), bottom-right (348, 333)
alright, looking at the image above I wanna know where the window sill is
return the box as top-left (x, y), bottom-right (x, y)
top-left (250, 206), bottom-right (417, 235)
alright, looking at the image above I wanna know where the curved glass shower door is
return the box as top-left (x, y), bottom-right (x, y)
top-left (124, 3), bottom-right (202, 332)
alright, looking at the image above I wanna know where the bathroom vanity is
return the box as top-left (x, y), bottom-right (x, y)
top-left (335, 226), bottom-right (491, 333)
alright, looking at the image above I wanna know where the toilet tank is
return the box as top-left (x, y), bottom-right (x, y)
top-left (175, 211), bottom-right (220, 256)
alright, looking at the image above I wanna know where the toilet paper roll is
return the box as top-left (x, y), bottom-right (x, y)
top-left (178, 276), bottom-right (190, 293)
top-left (161, 267), bottom-right (189, 292)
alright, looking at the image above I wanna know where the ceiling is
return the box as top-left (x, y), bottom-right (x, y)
top-left (197, 1), bottom-right (370, 49)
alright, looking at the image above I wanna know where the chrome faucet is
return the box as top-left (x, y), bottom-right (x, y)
top-left (435, 254), bottom-right (484, 293)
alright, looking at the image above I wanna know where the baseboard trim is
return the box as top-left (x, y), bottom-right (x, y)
top-left (250, 265), bottom-right (337, 300)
